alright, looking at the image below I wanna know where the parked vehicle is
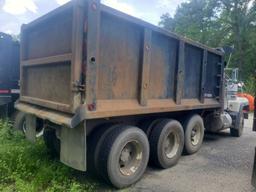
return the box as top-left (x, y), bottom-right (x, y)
top-left (0, 32), bottom-right (20, 117)
top-left (224, 68), bottom-right (250, 132)
top-left (15, 0), bottom-right (248, 188)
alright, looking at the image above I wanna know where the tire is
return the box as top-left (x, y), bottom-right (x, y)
top-left (149, 119), bottom-right (184, 169)
top-left (139, 118), bottom-right (163, 137)
top-left (98, 125), bottom-right (149, 189)
top-left (43, 128), bottom-right (60, 157)
top-left (14, 111), bottom-right (26, 131)
top-left (87, 123), bottom-right (118, 176)
top-left (230, 108), bottom-right (244, 137)
top-left (182, 114), bottom-right (204, 155)
top-left (14, 111), bottom-right (44, 138)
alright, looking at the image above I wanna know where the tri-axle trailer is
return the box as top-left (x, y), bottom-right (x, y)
top-left (15, 0), bottom-right (246, 188)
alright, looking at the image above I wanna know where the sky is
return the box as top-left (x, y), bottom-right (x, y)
top-left (0, 0), bottom-right (186, 35)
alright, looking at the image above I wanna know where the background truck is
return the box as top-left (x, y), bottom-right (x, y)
top-left (15, 0), bottom-right (247, 188)
top-left (0, 32), bottom-right (20, 117)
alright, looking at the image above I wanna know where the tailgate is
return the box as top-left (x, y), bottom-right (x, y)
top-left (20, 1), bottom-right (85, 113)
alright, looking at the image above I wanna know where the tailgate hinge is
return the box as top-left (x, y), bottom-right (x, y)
top-left (72, 81), bottom-right (85, 92)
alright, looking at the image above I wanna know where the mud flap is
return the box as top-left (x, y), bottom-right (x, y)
top-left (25, 114), bottom-right (36, 142)
top-left (60, 122), bottom-right (86, 171)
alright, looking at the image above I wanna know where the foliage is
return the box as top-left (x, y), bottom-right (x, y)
top-left (244, 75), bottom-right (256, 95)
top-left (159, 0), bottom-right (256, 86)
top-left (0, 120), bottom-right (96, 192)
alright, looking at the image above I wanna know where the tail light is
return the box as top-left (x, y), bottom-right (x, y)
top-left (0, 89), bottom-right (10, 94)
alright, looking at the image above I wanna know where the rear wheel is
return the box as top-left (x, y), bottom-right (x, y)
top-left (14, 111), bottom-right (44, 138)
top-left (149, 119), bottom-right (184, 169)
top-left (139, 118), bottom-right (163, 137)
top-left (98, 125), bottom-right (149, 189)
top-left (182, 114), bottom-right (204, 155)
top-left (87, 123), bottom-right (118, 176)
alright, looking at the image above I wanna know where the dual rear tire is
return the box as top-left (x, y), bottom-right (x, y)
top-left (88, 115), bottom-right (204, 189)
top-left (149, 119), bottom-right (184, 169)
top-left (88, 125), bottom-right (149, 189)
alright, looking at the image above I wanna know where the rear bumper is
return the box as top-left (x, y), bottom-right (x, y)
top-left (16, 101), bottom-right (87, 171)
top-left (15, 101), bottom-right (86, 128)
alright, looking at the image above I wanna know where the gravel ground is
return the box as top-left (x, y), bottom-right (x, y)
top-left (131, 114), bottom-right (256, 192)
top-left (88, 114), bottom-right (255, 192)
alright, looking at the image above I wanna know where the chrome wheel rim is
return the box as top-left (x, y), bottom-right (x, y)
top-left (191, 124), bottom-right (201, 146)
top-left (164, 132), bottom-right (179, 159)
top-left (119, 141), bottom-right (143, 176)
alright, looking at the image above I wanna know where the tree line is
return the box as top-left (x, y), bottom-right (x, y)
top-left (159, 0), bottom-right (255, 93)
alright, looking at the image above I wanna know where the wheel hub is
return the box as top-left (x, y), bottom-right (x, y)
top-left (164, 132), bottom-right (179, 159)
top-left (119, 141), bottom-right (142, 176)
top-left (120, 147), bottom-right (132, 166)
top-left (191, 125), bottom-right (201, 146)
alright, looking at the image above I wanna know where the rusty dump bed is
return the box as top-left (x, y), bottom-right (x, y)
top-left (16, 0), bottom-right (224, 127)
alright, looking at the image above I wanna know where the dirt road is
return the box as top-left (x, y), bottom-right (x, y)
top-left (87, 114), bottom-right (255, 191)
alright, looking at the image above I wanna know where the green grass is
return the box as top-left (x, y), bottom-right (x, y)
top-left (0, 120), bottom-right (96, 192)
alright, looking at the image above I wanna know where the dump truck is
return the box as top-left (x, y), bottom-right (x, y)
top-left (0, 32), bottom-right (20, 117)
top-left (15, 0), bottom-right (247, 188)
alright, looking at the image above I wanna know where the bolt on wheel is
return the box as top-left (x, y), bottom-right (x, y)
top-left (183, 114), bottom-right (204, 155)
top-left (190, 124), bottom-right (201, 146)
top-left (119, 140), bottom-right (143, 176)
top-left (164, 131), bottom-right (180, 159)
top-left (98, 126), bottom-right (149, 189)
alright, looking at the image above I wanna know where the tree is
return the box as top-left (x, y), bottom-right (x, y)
top-left (159, 0), bottom-right (222, 46)
top-left (159, 0), bottom-right (256, 82)
top-left (219, 0), bottom-right (256, 75)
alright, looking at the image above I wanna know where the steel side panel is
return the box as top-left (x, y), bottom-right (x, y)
top-left (18, 0), bottom-right (224, 119)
